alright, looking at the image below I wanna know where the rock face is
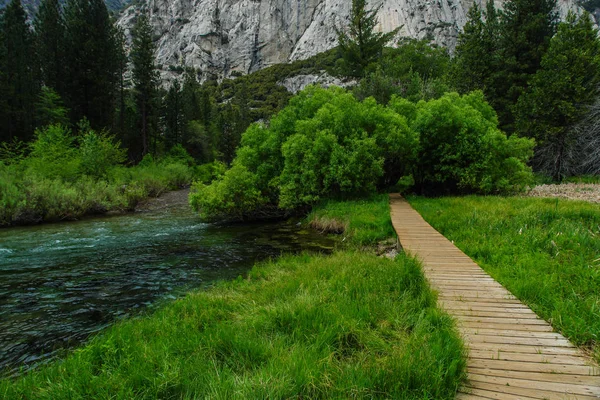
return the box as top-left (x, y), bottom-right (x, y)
top-left (118, 0), bottom-right (583, 81)
top-left (279, 72), bottom-right (356, 94)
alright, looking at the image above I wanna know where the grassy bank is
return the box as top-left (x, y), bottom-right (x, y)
top-left (1, 197), bottom-right (466, 398)
top-left (0, 123), bottom-right (198, 227)
top-left (307, 195), bottom-right (396, 246)
top-left (0, 158), bottom-right (193, 226)
top-left (409, 196), bottom-right (600, 361)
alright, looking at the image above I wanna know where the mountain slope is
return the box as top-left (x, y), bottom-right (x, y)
top-left (118, 0), bottom-right (582, 81)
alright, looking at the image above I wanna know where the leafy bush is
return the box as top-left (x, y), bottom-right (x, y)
top-left (191, 87), bottom-right (533, 220)
top-left (410, 92), bottom-right (534, 194)
top-left (0, 126), bottom-right (196, 226)
top-left (25, 125), bottom-right (80, 182)
top-left (190, 86), bottom-right (418, 219)
top-left (79, 130), bottom-right (127, 179)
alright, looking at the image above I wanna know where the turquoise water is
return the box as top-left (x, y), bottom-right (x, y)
top-left (0, 201), bottom-right (334, 375)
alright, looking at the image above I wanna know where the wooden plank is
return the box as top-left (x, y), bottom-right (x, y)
top-left (458, 387), bottom-right (539, 400)
top-left (468, 359), bottom-right (600, 375)
top-left (466, 342), bottom-right (582, 356)
top-left (458, 322), bottom-right (555, 332)
top-left (464, 381), bottom-right (600, 400)
top-left (464, 334), bottom-right (574, 347)
top-left (468, 351), bottom-right (589, 366)
top-left (468, 373), bottom-right (600, 396)
top-left (452, 310), bottom-right (542, 319)
top-left (469, 368), bottom-right (600, 385)
top-left (461, 328), bottom-right (565, 338)
top-left (440, 301), bottom-right (528, 308)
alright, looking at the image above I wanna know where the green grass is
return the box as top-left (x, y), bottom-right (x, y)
top-left (306, 195), bottom-right (396, 246)
top-left (0, 253), bottom-right (465, 399)
top-left (409, 195), bottom-right (600, 361)
top-left (0, 195), bottom-right (467, 398)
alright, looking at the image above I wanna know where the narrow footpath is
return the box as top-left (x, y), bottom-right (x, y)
top-left (389, 194), bottom-right (600, 399)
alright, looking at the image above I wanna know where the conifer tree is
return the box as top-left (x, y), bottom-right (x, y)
top-left (113, 26), bottom-right (128, 137)
top-left (34, 0), bottom-right (66, 95)
top-left (63, 0), bottom-right (120, 130)
top-left (0, 0), bottom-right (39, 143)
top-left (336, 0), bottom-right (399, 77)
top-left (453, 1), bottom-right (498, 94)
top-left (516, 12), bottom-right (600, 179)
top-left (164, 79), bottom-right (184, 149)
top-left (131, 13), bottom-right (159, 157)
top-left (492, 0), bottom-right (558, 131)
top-left (0, 11), bottom-right (8, 143)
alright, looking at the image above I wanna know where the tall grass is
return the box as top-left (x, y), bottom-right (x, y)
top-left (307, 195), bottom-right (396, 246)
top-left (0, 252), bottom-right (465, 399)
top-left (410, 195), bottom-right (600, 361)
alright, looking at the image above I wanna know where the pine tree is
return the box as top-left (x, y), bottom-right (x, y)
top-left (0, 0), bottom-right (40, 143)
top-left (163, 79), bottom-right (184, 150)
top-left (516, 12), bottom-right (600, 179)
top-left (36, 86), bottom-right (69, 127)
top-left (336, 0), bottom-right (399, 77)
top-left (0, 11), bottom-right (8, 143)
top-left (492, 0), bottom-right (558, 131)
top-left (131, 13), bottom-right (159, 157)
top-left (34, 0), bottom-right (66, 95)
top-left (453, 1), bottom-right (498, 94)
top-left (63, 0), bottom-right (120, 130)
top-left (113, 26), bottom-right (128, 138)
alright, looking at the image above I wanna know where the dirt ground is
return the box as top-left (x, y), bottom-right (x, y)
top-left (525, 183), bottom-right (600, 203)
top-left (135, 188), bottom-right (191, 212)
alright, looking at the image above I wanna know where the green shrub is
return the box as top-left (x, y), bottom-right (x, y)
top-left (0, 163), bottom-right (25, 226)
top-left (193, 161), bottom-right (227, 184)
top-left (190, 164), bottom-right (267, 220)
top-left (411, 91), bottom-right (534, 194)
top-left (25, 124), bottom-right (80, 182)
top-left (79, 130), bottom-right (126, 179)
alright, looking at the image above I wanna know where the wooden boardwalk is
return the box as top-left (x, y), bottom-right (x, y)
top-left (389, 194), bottom-right (600, 399)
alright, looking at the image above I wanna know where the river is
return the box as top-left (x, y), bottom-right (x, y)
top-left (0, 191), bottom-right (335, 375)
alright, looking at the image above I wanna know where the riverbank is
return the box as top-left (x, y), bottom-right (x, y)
top-left (410, 195), bottom-right (600, 363)
top-left (0, 195), bottom-right (466, 398)
top-left (0, 159), bottom-right (194, 228)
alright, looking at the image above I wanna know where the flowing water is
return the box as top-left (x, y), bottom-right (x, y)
top-left (0, 192), bottom-right (335, 375)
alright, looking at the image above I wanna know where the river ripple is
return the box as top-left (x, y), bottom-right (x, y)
top-left (0, 199), bottom-right (334, 375)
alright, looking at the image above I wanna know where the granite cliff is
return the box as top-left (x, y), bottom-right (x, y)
top-left (117, 0), bottom-right (583, 81)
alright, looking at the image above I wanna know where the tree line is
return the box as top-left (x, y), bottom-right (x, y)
top-left (2, 0), bottom-right (599, 181)
top-left (0, 0), bottom-right (257, 164)
top-left (338, 0), bottom-right (600, 181)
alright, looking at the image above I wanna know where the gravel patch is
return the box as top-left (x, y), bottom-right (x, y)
top-left (526, 183), bottom-right (600, 203)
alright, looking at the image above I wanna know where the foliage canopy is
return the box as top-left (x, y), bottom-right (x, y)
top-left (190, 86), bottom-right (534, 220)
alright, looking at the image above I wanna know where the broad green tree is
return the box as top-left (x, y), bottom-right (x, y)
top-left (131, 13), bottom-right (160, 157)
top-left (516, 12), bottom-right (600, 179)
top-left (336, 0), bottom-right (399, 77)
